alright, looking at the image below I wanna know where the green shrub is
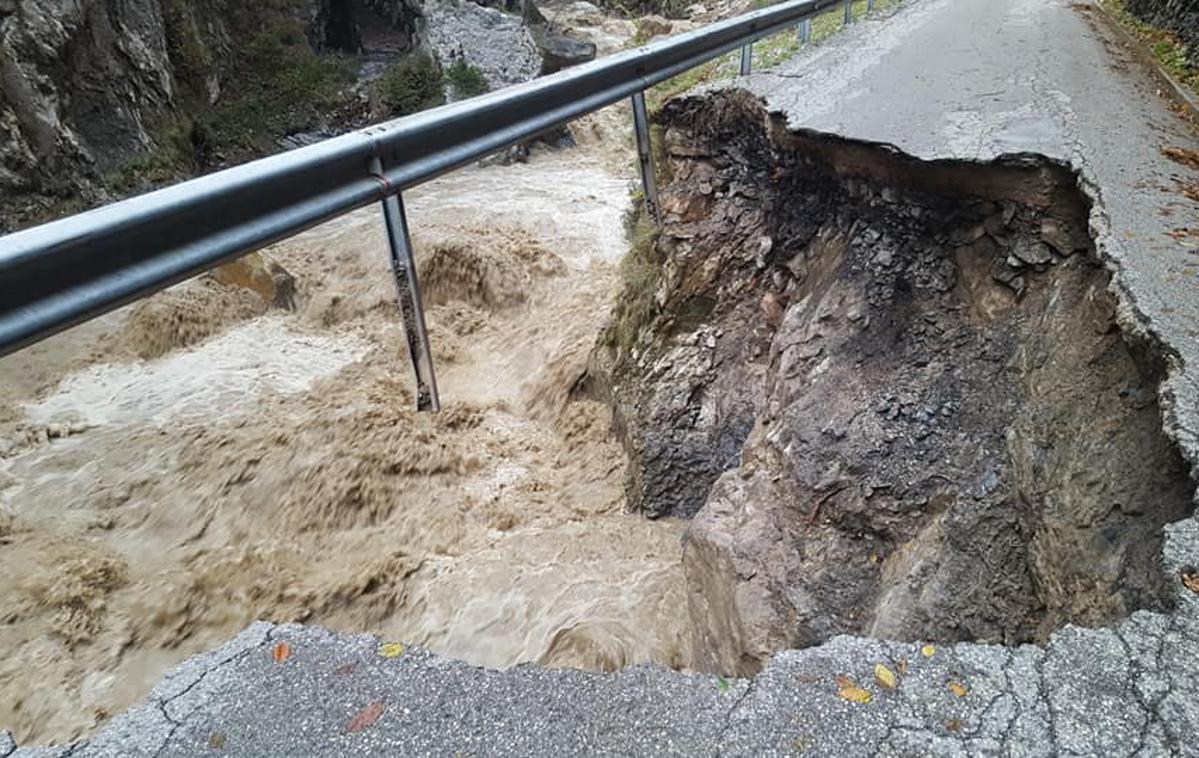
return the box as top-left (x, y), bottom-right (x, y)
top-left (377, 53), bottom-right (446, 116)
top-left (445, 59), bottom-right (490, 99)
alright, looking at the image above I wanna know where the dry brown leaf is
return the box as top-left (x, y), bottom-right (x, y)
top-left (948, 681), bottom-right (968, 698)
top-left (1182, 569), bottom-right (1199, 594)
top-left (333, 663), bottom-right (357, 675)
top-left (1163, 146), bottom-right (1199, 170)
top-left (346, 702), bottom-right (385, 733)
top-left (945, 718), bottom-right (963, 733)
top-left (836, 675), bottom-right (873, 704)
top-left (874, 663), bottom-right (898, 690)
top-left (896, 659), bottom-right (909, 675)
top-left (272, 642), bottom-right (291, 663)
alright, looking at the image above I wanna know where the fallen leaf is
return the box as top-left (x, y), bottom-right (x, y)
top-left (1162, 146), bottom-right (1199, 170)
top-left (948, 681), bottom-right (968, 698)
top-left (896, 659), bottom-right (909, 675)
top-left (208, 731), bottom-right (227, 749)
top-left (1182, 569), bottom-right (1199, 594)
top-left (271, 642), bottom-right (291, 663)
top-left (921, 644), bottom-right (936, 658)
top-left (333, 663), bottom-right (357, 676)
top-left (835, 675), bottom-right (872, 704)
top-left (874, 663), bottom-right (898, 690)
top-left (378, 642), bottom-right (405, 658)
top-left (346, 702), bottom-right (385, 733)
top-left (945, 718), bottom-right (963, 733)
top-left (717, 676), bottom-right (730, 694)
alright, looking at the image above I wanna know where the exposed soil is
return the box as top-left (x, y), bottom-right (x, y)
top-left (594, 91), bottom-right (1196, 675)
top-left (0, 116), bottom-right (688, 746)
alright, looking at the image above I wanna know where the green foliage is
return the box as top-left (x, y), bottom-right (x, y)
top-left (106, 119), bottom-right (210, 194)
top-left (377, 53), bottom-right (447, 116)
top-left (1099, 0), bottom-right (1199, 94)
top-left (162, 0), bottom-right (214, 98)
top-left (445, 59), bottom-right (490, 99)
top-left (604, 201), bottom-right (663, 353)
top-left (206, 0), bottom-right (355, 151)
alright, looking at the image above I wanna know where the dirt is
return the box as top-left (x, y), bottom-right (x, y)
top-left (595, 91), bottom-right (1196, 675)
top-left (0, 119), bottom-right (688, 744)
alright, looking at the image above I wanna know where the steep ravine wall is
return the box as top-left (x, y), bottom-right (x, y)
top-left (591, 91), bottom-right (1197, 676)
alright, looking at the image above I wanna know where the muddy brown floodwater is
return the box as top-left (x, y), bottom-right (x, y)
top-left (0, 119), bottom-right (692, 744)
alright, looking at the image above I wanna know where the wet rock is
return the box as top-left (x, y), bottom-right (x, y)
top-left (210, 253), bottom-right (297, 310)
top-left (1011, 238), bottom-right (1053, 267)
top-left (1040, 217), bottom-right (1077, 256)
top-left (531, 25), bottom-right (596, 75)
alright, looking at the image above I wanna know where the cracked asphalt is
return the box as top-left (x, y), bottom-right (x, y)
top-left (6, 0), bottom-right (1199, 755)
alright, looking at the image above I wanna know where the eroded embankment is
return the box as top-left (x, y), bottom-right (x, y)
top-left (590, 90), bottom-right (1197, 676)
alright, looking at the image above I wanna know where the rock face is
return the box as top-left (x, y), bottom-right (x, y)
top-left (419, 0), bottom-right (543, 90)
top-left (597, 91), bottom-right (1196, 675)
top-left (0, 0), bottom-right (593, 231)
top-left (1125, 0), bottom-right (1199, 67)
top-left (0, 0), bottom-right (185, 204)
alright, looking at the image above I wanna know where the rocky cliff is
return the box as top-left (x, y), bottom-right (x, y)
top-left (0, 0), bottom-right (594, 232)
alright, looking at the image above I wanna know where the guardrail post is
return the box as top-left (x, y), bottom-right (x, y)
top-left (867, 0), bottom-right (874, 11)
top-left (630, 91), bottom-right (660, 226)
top-left (798, 18), bottom-right (812, 44)
top-left (369, 157), bottom-right (441, 412)
top-left (843, 0), bottom-right (852, 24)
top-left (739, 43), bottom-right (752, 76)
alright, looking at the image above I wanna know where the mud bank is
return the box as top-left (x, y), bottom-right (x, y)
top-left (592, 91), bottom-right (1196, 676)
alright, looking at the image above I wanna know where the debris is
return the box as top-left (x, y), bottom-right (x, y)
top-left (874, 663), bottom-right (898, 690)
top-left (271, 642), bottom-right (291, 663)
top-left (836, 675), bottom-right (872, 704)
top-left (1162, 146), bottom-right (1199, 170)
top-left (921, 645), bottom-right (936, 658)
top-left (346, 702), bottom-right (385, 733)
top-left (1182, 568), bottom-right (1199, 594)
top-left (378, 642), bottom-right (405, 658)
top-left (948, 681), bottom-right (968, 698)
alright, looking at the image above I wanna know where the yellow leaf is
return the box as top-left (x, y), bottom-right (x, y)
top-left (921, 644), bottom-right (936, 658)
top-left (378, 642), bottom-right (405, 658)
top-left (835, 675), bottom-right (872, 704)
top-left (948, 681), bottom-right (968, 698)
top-left (874, 663), bottom-right (898, 690)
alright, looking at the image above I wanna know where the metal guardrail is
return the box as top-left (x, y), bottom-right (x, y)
top-left (0, 0), bottom-right (872, 409)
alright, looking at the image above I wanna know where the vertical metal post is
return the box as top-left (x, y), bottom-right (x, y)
top-left (798, 18), bottom-right (812, 44)
top-left (739, 43), bottom-right (752, 76)
top-left (867, 0), bottom-right (874, 11)
top-left (369, 156), bottom-right (440, 412)
top-left (630, 91), bottom-right (659, 226)
top-left (844, 0), bottom-right (852, 24)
